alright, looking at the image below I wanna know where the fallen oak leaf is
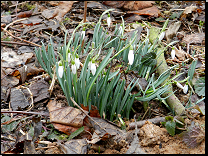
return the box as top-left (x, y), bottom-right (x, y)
top-left (42, 1), bottom-right (76, 21)
top-left (123, 1), bottom-right (154, 11)
top-left (103, 1), bottom-right (154, 11)
top-left (47, 100), bottom-right (87, 127)
top-left (127, 6), bottom-right (160, 17)
top-left (182, 33), bottom-right (205, 53)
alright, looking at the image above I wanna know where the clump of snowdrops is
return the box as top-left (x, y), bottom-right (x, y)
top-left (35, 9), bottom-right (178, 121)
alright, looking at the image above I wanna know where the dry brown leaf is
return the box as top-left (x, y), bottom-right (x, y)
top-left (87, 117), bottom-right (126, 144)
top-left (175, 46), bottom-right (186, 61)
top-left (183, 5), bottom-right (197, 14)
top-left (1, 48), bottom-right (33, 68)
top-left (54, 1), bottom-right (75, 21)
top-left (53, 123), bottom-right (91, 138)
top-left (47, 100), bottom-right (88, 127)
top-left (127, 6), bottom-right (160, 17)
top-left (102, 1), bottom-right (125, 8)
top-left (183, 33), bottom-right (205, 44)
top-left (180, 5), bottom-right (197, 20)
top-left (103, 1), bottom-right (154, 11)
top-left (16, 9), bottom-right (33, 19)
top-left (165, 21), bottom-right (181, 43)
top-left (123, 1), bottom-right (154, 11)
top-left (41, 1), bottom-right (75, 21)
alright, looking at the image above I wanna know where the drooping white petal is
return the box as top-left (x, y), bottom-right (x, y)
top-left (91, 63), bottom-right (96, 76)
top-left (71, 64), bottom-right (76, 74)
top-left (159, 32), bottom-right (165, 42)
top-left (68, 53), bottom-right (71, 63)
top-left (146, 27), bottom-right (149, 37)
top-left (88, 61), bottom-right (92, 70)
top-left (58, 66), bottom-right (64, 78)
top-left (107, 17), bottom-right (111, 27)
top-left (128, 50), bottom-right (134, 65)
top-left (183, 84), bottom-right (188, 94)
top-left (75, 57), bottom-right (80, 69)
top-left (81, 31), bottom-right (85, 39)
top-left (176, 82), bottom-right (184, 90)
top-left (171, 49), bottom-right (175, 59)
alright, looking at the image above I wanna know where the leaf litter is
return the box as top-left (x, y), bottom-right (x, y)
top-left (1, 1), bottom-right (205, 154)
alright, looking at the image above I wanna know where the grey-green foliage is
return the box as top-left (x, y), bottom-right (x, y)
top-left (35, 10), bottom-right (174, 121)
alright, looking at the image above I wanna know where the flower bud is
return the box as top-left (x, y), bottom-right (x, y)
top-left (128, 45), bottom-right (134, 65)
top-left (176, 82), bottom-right (184, 90)
top-left (75, 54), bottom-right (80, 69)
top-left (159, 31), bottom-right (165, 42)
top-left (91, 63), bottom-right (96, 76)
top-left (183, 84), bottom-right (188, 94)
top-left (107, 13), bottom-right (111, 27)
top-left (58, 65), bottom-right (64, 78)
top-left (171, 47), bottom-right (175, 60)
top-left (71, 64), bottom-right (76, 74)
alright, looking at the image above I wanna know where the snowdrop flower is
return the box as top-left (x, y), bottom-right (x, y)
top-left (107, 13), bottom-right (111, 27)
top-left (91, 62), bottom-right (96, 76)
top-left (71, 63), bottom-right (77, 75)
top-left (88, 60), bottom-right (92, 70)
top-left (128, 45), bottom-right (134, 65)
top-left (68, 53), bottom-right (71, 63)
top-left (176, 82), bottom-right (184, 90)
top-left (75, 54), bottom-right (80, 69)
top-left (58, 61), bottom-right (63, 78)
top-left (146, 27), bottom-right (149, 37)
top-left (158, 31), bottom-right (165, 42)
top-left (171, 47), bottom-right (175, 60)
top-left (81, 27), bottom-right (85, 39)
top-left (183, 83), bottom-right (188, 94)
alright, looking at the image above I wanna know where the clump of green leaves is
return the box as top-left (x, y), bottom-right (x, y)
top-left (36, 9), bottom-right (176, 121)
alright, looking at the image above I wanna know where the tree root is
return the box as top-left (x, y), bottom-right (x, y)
top-left (156, 47), bottom-right (185, 115)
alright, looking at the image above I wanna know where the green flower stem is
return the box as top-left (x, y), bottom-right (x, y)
top-left (66, 23), bottom-right (89, 62)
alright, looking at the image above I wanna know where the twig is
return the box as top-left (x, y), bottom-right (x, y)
top-left (129, 117), bottom-right (166, 130)
top-left (141, 106), bottom-right (150, 120)
top-left (1, 41), bottom-right (30, 46)
top-left (4, 18), bottom-right (28, 31)
top-left (81, 1), bottom-right (87, 54)
top-left (2, 28), bottom-right (41, 47)
top-left (1, 110), bottom-right (49, 116)
top-left (9, 1), bottom-right (30, 8)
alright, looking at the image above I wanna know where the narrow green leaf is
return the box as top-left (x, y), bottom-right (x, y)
top-left (68, 126), bottom-right (84, 140)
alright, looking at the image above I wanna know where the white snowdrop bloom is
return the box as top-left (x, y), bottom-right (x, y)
top-left (68, 53), bottom-right (71, 63)
top-left (183, 84), bottom-right (188, 94)
top-left (159, 31), bottom-right (165, 42)
top-left (176, 82), bottom-right (184, 90)
top-left (91, 63), bottom-right (96, 76)
top-left (71, 64), bottom-right (76, 74)
top-left (75, 57), bottom-right (80, 69)
top-left (107, 13), bottom-right (111, 27)
top-left (88, 61), bottom-right (92, 70)
top-left (171, 47), bottom-right (175, 59)
top-left (58, 65), bottom-right (64, 78)
top-left (81, 31), bottom-right (85, 39)
top-left (146, 27), bottom-right (149, 37)
top-left (128, 45), bottom-right (134, 65)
